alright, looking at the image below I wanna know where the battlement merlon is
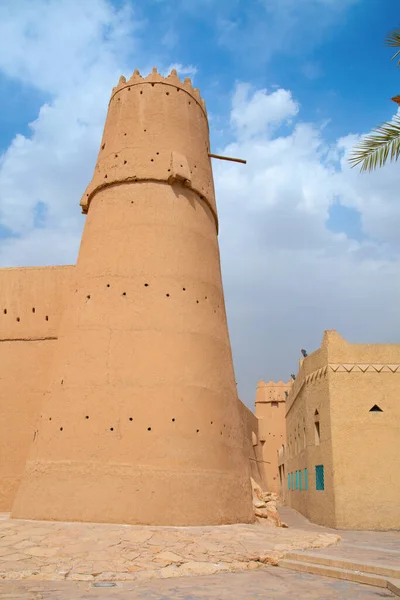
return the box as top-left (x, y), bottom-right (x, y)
top-left (80, 67), bottom-right (217, 227)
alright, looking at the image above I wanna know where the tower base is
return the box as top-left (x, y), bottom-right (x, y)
top-left (12, 461), bottom-right (254, 525)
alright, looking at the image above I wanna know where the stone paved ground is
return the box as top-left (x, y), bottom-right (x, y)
top-left (0, 512), bottom-right (339, 583)
top-left (279, 506), bottom-right (400, 569)
top-left (0, 567), bottom-right (395, 599)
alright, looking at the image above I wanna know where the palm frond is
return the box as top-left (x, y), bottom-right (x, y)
top-left (386, 28), bottom-right (400, 65)
top-left (349, 114), bottom-right (400, 172)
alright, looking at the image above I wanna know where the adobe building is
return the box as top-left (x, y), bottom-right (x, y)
top-left (254, 380), bottom-right (291, 493)
top-left (281, 330), bottom-right (400, 530)
top-left (1, 68), bottom-right (264, 526)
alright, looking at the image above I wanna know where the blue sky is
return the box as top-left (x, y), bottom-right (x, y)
top-left (0, 0), bottom-right (399, 405)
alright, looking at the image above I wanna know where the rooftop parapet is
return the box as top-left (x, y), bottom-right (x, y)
top-left (110, 67), bottom-right (207, 114)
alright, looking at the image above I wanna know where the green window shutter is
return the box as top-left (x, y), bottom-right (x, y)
top-left (315, 465), bottom-right (325, 490)
top-left (304, 468), bottom-right (308, 491)
top-left (287, 473), bottom-right (290, 490)
top-left (299, 470), bottom-right (302, 491)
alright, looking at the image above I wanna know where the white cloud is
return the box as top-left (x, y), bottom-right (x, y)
top-left (164, 63), bottom-right (198, 80)
top-left (0, 0), bottom-right (137, 263)
top-left (231, 84), bottom-right (299, 140)
top-left (213, 86), bottom-right (400, 404)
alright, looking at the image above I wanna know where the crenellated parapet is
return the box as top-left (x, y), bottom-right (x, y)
top-left (80, 68), bottom-right (216, 226)
top-left (255, 380), bottom-right (291, 405)
top-left (110, 68), bottom-right (207, 114)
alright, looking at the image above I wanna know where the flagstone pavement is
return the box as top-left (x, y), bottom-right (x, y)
top-left (0, 512), bottom-right (339, 583)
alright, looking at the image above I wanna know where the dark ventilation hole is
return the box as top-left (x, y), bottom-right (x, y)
top-left (49, 417), bottom-right (52, 421)
top-left (140, 90), bottom-right (143, 94)
top-left (32, 307), bottom-right (35, 313)
top-left (45, 316), bottom-right (49, 321)
top-left (104, 174), bottom-right (108, 179)
top-left (167, 169), bottom-right (171, 172)
top-left (107, 284), bottom-right (110, 288)
top-left (85, 416), bottom-right (89, 419)
top-left (144, 129), bottom-right (147, 132)
top-left (124, 160), bottom-right (127, 164)
top-left (61, 380), bottom-right (64, 385)
top-left (128, 87), bottom-right (131, 91)
top-left (369, 404), bottom-right (383, 412)
top-left (60, 427), bottom-right (63, 431)
top-left (151, 83), bottom-right (155, 87)
top-left (144, 283), bottom-right (149, 287)
top-left (172, 418), bottom-right (175, 422)
top-left (176, 87), bottom-right (180, 91)
top-left (220, 431), bottom-right (223, 435)
top-left (214, 310), bottom-right (216, 314)
top-left (86, 295), bottom-right (91, 300)
top-left (166, 92), bottom-right (169, 95)
top-left (115, 154), bottom-right (118, 158)
top-left (16, 317), bottom-right (20, 322)
top-left (3, 309), bottom-right (6, 314)
top-left (110, 427), bottom-right (114, 431)
top-left (182, 287), bottom-right (186, 291)
top-left (122, 292), bottom-right (126, 296)
top-left (131, 201), bottom-right (134, 204)
top-left (196, 300), bottom-right (199, 304)
top-left (102, 144), bottom-right (105, 150)
top-left (124, 133), bottom-right (127, 136)
top-left (188, 101), bottom-right (191, 105)
top-left (129, 417), bottom-right (133, 421)
top-left (156, 152), bottom-right (159, 155)
top-left (166, 293), bottom-right (170, 297)
top-left (180, 164), bottom-right (183, 168)
top-left (196, 429), bottom-right (200, 433)
top-left (205, 296), bottom-right (208, 300)
top-left (147, 427), bottom-right (152, 431)
top-left (151, 159), bottom-right (154, 162)
top-left (210, 421), bottom-right (213, 425)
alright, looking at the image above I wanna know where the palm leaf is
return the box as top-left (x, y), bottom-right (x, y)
top-left (386, 29), bottom-right (400, 65)
top-left (349, 114), bottom-right (400, 172)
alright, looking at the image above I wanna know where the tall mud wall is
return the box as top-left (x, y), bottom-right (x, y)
top-left (0, 266), bottom-right (73, 509)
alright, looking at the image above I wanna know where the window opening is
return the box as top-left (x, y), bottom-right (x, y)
top-left (315, 465), bottom-right (324, 491)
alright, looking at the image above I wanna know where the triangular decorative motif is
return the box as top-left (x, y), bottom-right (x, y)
top-left (387, 365), bottom-right (399, 373)
top-left (357, 364), bottom-right (370, 372)
top-left (369, 404), bottom-right (383, 412)
top-left (372, 364), bottom-right (384, 372)
top-left (343, 364), bottom-right (354, 372)
top-left (329, 364), bottom-right (340, 372)
top-left (381, 366), bottom-right (392, 372)
top-left (336, 365), bottom-right (347, 372)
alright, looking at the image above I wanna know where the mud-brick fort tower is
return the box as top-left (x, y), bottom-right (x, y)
top-left (11, 68), bottom-right (255, 526)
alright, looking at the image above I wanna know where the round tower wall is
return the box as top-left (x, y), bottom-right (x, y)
top-left (81, 70), bottom-right (216, 226)
top-left (12, 71), bottom-right (254, 526)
